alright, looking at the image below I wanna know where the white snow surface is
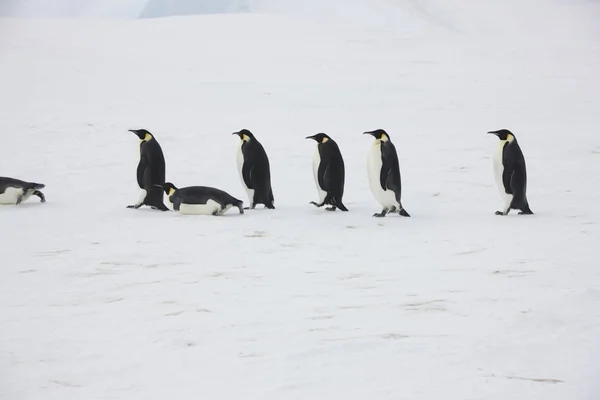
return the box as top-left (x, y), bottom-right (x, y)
top-left (1, 1), bottom-right (600, 399)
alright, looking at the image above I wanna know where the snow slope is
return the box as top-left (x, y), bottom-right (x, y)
top-left (1, 1), bottom-right (600, 399)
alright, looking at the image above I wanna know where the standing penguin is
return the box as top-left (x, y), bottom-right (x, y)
top-left (127, 129), bottom-right (169, 211)
top-left (0, 176), bottom-right (46, 205)
top-left (488, 129), bottom-right (533, 215)
top-left (305, 133), bottom-right (348, 211)
top-left (233, 129), bottom-right (275, 209)
top-left (155, 182), bottom-right (244, 215)
top-left (363, 129), bottom-right (410, 217)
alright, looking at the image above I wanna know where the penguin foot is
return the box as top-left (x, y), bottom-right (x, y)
top-left (495, 211), bottom-right (507, 216)
top-left (310, 201), bottom-right (324, 208)
top-left (518, 210), bottom-right (534, 215)
top-left (325, 206), bottom-right (336, 211)
top-left (34, 190), bottom-right (46, 203)
top-left (398, 208), bottom-right (410, 217)
top-left (127, 204), bottom-right (142, 209)
top-left (373, 211), bottom-right (388, 218)
top-left (237, 206), bottom-right (244, 214)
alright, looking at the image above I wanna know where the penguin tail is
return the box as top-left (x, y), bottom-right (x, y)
top-left (398, 208), bottom-right (411, 217)
top-left (335, 199), bottom-right (349, 212)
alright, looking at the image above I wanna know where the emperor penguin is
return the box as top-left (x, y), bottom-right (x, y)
top-left (488, 129), bottom-right (533, 215)
top-left (127, 129), bottom-right (169, 211)
top-left (156, 182), bottom-right (244, 215)
top-left (232, 129), bottom-right (275, 209)
top-left (305, 133), bottom-right (348, 211)
top-left (363, 129), bottom-right (410, 218)
top-left (0, 176), bottom-right (46, 205)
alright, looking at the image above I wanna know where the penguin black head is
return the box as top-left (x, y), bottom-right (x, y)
top-left (306, 133), bottom-right (331, 144)
top-left (363, 129), bottom-right (390, 142)
top-left (129, 129), bottom-right (153, 141)
top-left (488, 129), bottom-right (515, 142)
top-left (232, 129), bottom-right (254, 142)
top-left (154, 182), bottom-right (178, 196)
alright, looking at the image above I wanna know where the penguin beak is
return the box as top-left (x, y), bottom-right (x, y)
top-left (232, 131), bottom-right (241, 137)
top-left (305, 135), bottom-right (315, 140)
top-left (487, 131), bottom-right (499, 136)
top-left (128, 129), bottom-right (138, 134)
top-left (363, 131), bottom-right (375, 136)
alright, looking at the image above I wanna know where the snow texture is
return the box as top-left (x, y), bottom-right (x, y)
top-left (1, 1), bottom-right (600, 399)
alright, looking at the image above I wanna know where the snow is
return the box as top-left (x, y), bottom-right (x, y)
top-left (1, 1), bottom-right (600, 399)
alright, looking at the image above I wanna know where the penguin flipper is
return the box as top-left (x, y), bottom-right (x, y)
top-left (242, 161), bottom-right (254, 189)
top-left (136, 152), bottom-right (148, 189)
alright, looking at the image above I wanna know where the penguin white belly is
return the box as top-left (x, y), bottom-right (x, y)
top-left (136, 189), bottom-right (147, 206)
top-left (178, 200), bottom-right (222, 215)
top-left (0, 187), bottom-right (25, 204)
top-left (367, 144), bottom-right (398, 208)
top-left (493, 141), bottom-right (513, 208)
top-left (313, 147), bottom-right (327, 203)
top-left (236, 142), bottom-right (255, 203)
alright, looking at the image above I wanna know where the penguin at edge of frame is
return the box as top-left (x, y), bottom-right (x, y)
top-left (0, 176), bottom-right (46, 205)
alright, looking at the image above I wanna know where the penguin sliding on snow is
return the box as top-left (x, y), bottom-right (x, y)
top-left (488, 129), bottom-right (533, 216)
top-left (233, 129), bottom-right (275, 209)
top-left (156, 182), bottom-right (244, 215)
top-left (305, 133), bottom-right (348, 211)
top-left (127, 129), bottom-right (169, 211)
top-left (0, 176), bottom-right (46, 205)
top-left (363, 129), bottom-right (410, 218)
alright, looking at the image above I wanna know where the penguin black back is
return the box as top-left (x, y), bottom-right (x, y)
top-left (306, 133), bottom-right (348, 211)
top-left (233, 129), bottom-right (275, 209)
top-left (127, 129), bottom-right (168, 211)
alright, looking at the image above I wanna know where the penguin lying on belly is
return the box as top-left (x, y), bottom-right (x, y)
top-left (0, 176), bottom-right (46, 205)
top-left (156, 182), bottom-right (244, 215)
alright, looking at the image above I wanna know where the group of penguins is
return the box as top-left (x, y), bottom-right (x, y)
top-left (0, 127), bottom-right (534, 217)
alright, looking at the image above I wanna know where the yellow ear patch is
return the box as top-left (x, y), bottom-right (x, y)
top-left (168, 188), bottom-right (176, 196)
top-left (380, 134), bottom-right (388, 142)
top-left (321, 137), bottom-right (329, 143)
top-left (506, 133), bottom-right (514, 143)
top-left (242, 134), bottom-right (250, 141)
top-left (143, 133), bottom-right (153, 142)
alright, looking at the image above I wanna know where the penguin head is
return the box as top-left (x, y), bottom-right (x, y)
top-left (363, 129), bottom-right (390, 142)
top-left (232, 129), bottom-right (254, 142)
top-left (129, 129), bottom-right (153, 142)
top-left (305, 133), bottom-right (330, 144)
top-left (154, 182), bottom-right (178, 196)
top-left (488, 129), bottom-right (515, 142)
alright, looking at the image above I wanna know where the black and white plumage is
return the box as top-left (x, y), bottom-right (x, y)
top-left (157, 182), bottom-right (244, 215)
top-left (306, 133), bottom-right (348, 211)
top-left (364, 129), bottom-right (410, 218)
top-left (127, 129), bottom-right (169, 211)
top-left (233, 129), bottom-right (275, 210)
top-left (0, 177), bottom-right (46, 205)
top-left (488, 129), bottom-right (533, 215)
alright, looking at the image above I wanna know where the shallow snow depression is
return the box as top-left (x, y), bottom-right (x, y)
top-left (1, 1), bottom-right (600, 399)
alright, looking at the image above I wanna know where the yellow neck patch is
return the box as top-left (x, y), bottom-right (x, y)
top-left (321, 137), bottom-right (329, 143)
top-left (380, 134), bottom-right (389, 142)
top-left (506, 133), bottom-right (514, 143)
top-left (242, 134), bottom-right (250, 142)
top-left (141, 133), bottom-right (153, 142)
top-left (168, 188), bottom-right (176, 196)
